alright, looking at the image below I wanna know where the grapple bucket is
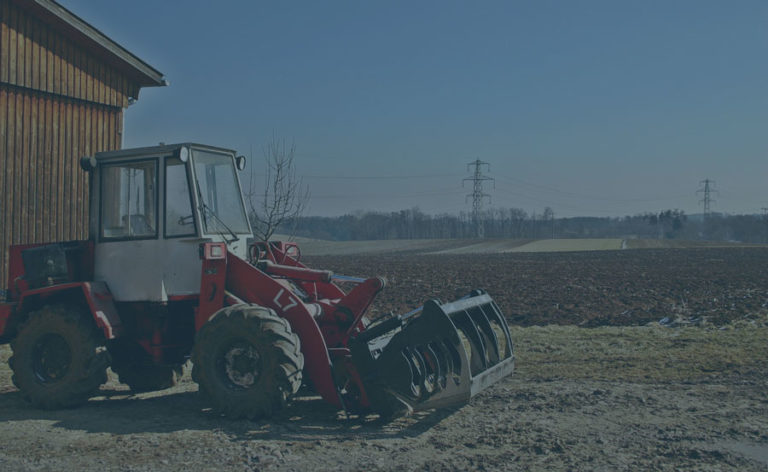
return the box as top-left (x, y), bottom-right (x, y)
top-left (351, 290), bottom-right (514, 414)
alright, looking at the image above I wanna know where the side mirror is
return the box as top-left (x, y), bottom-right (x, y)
top-left (80, 155), bottom-right (97, 171)
top-left (236, 155), bottom-right (246, 171)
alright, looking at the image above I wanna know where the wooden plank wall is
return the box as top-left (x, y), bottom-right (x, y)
top-left (0, 0), bottom-right (137, 293)
top-left (0, 1), bottom-right (140, 107)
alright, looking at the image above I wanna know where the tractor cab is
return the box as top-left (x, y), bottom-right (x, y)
top-left (84, 143), bottom-right (251, 302)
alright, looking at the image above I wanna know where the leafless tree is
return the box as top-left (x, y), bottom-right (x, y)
top-left (246, 134), bottom-right (310, 241)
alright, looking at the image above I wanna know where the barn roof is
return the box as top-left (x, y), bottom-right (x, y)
top-left (12, 0), bottom-right (167, 88)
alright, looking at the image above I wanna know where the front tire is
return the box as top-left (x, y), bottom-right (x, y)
top-left (9, 304), bottom-right (109, 409)
top-left (191, 305), bottom-right (303, 419)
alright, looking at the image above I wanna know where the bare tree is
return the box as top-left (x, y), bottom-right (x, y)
top-left (246, 134), bottom-right (310, 241)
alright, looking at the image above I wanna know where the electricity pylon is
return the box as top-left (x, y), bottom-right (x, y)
top-left (463, 159), bottom-right (494, 238)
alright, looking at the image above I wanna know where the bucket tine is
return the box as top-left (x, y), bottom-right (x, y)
top-left (453, 311), bottom-right (489, 375)
top-left (350, 289), bottom-right (514, 415)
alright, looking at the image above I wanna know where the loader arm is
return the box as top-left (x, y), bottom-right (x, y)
top-left (223, 251), bottom-right (342, 407)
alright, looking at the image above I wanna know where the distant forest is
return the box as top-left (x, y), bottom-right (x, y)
top-left (278, 208), bottom-right (768, 243)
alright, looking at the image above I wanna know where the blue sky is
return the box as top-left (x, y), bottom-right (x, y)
top-left (61, 1), bottom-right (768, 217)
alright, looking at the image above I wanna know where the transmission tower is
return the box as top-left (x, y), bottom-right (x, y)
top-left (696, 178), bottom-right (717, 217)
top-left (463, 159), bottom-right (494, 238)
top-left (762, 207), bottom-right (768, 243)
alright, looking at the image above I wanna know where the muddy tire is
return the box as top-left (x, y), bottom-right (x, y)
top-left (110, 340), bottom-right (182, 393)
top-left (191, 305), bottom-right (303, 419)
top-left (9, 304), bottom-right (109, 409)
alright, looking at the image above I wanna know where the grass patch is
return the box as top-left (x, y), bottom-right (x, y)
top-left (511, 321), bottom-right (768, 383)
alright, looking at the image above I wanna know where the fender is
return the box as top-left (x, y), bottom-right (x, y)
top-left (17, 281), bottom-right (123, 340)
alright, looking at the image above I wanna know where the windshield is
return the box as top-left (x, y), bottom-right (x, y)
top-left (192, 149), bottom-right (250, 234)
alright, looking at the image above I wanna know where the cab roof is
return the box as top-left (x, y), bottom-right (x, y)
top-left (93, 143), bottom-right (238, 161)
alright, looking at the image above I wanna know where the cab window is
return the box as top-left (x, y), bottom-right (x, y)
top-left (165, 157), bottom-right (196, 237)
top-left (100, 160), bottom-right (157, 240)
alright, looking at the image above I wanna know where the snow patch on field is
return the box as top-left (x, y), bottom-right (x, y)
top-left (505, 238), bottom-right (625, 253)
top-left (277, 235), bottom-right (757, 256)
top-left (293, 238), bottom-right (474, 256)
top-left (425, 239), bottom-right (531, 254)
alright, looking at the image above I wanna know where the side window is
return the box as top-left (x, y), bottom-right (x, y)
top-left (100, 160), bottom-right (157, 240)
top-left (165, 157), bottom-right (196, 237)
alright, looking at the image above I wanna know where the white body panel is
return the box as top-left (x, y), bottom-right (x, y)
top-left (94, 238), bottom-right (204, 302)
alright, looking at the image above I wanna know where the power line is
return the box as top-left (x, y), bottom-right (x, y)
top-left (463, 159), bottom-right (494, 238)
top-left (496, 175), bottom-right (690, 203)
top-left (302, 173), bottom-right (460, 180)
top-left (310, 189), bottom-right (460, 199)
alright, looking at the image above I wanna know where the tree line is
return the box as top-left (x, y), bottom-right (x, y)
top-left (278, 207), bottom-right (768, 243)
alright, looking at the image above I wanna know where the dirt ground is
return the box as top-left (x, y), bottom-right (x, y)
top-left (1, 248), bottom-right (768, 471)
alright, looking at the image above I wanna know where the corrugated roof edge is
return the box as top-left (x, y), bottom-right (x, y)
top-left (13, 0), bottom-right (167, 88)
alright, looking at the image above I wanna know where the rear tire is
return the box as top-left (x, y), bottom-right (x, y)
top-left (191, 305), bottom-right (303, 419)
top-left (9, 304), bottom-right (109, 409)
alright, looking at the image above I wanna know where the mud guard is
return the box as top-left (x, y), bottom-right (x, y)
top-left (14, 281), bottom-right (123, 340)
top-left (81, 282), bottom-right (123, 340)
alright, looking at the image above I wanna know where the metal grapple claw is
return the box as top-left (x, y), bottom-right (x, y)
top-left (351, 290), bottom-right (514, 413)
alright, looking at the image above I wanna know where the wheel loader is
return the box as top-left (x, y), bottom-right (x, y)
top-left (0, 143), bottom-right (514, 418)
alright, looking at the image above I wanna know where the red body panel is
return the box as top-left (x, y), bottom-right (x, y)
top-left (196, 242), bottom-right (228, 331)
top-left (80, 282), bottom-right (123, 339)
top-left (0, 303), bottom-right (15, 339)
top-left (5, 241), bottom-right (94, 302)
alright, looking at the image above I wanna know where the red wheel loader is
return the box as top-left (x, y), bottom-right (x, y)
top-left (0, 143), bottom-right (514, 418)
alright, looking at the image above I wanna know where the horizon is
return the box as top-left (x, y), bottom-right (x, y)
top-left (288, 207), bottom-right (758, 219)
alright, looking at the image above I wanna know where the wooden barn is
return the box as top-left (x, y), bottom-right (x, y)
top-left (0, 0), bottom-right (165, 292)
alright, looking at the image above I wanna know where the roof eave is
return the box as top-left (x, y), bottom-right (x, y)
top-left (14, 0), bottom-right (167, 88)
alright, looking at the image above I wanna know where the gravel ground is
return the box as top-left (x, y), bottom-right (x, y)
top-left (1, 321), bottom-right (767, 471)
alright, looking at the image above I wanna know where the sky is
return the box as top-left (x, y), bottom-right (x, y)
top-left (59, 0), bottom-right (768, 218)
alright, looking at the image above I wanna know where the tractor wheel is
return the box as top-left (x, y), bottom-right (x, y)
top-left (9, 304), bottom-right (109, 409)
top-left (191, 305), bottom-right (303, 419)
top-left (109, 340), bottom-right (182, 393)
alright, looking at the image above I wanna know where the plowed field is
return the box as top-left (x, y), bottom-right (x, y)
top-left (306, 247), bottom-right (768, 327)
